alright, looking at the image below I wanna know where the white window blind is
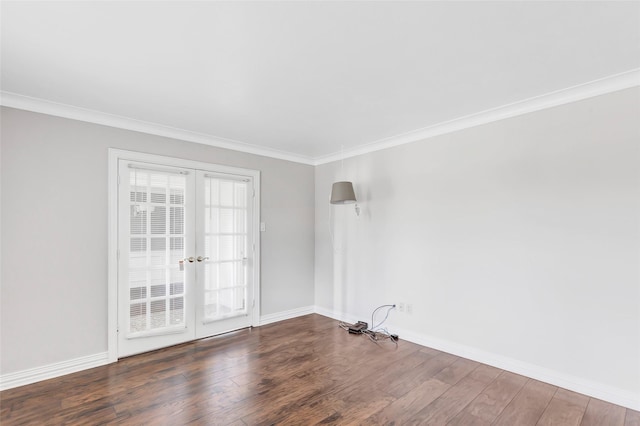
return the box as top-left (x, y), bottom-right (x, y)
top-left (128, 167), bottom-right (187, 335)
top-left (203, 176), bottom-right (249, 321)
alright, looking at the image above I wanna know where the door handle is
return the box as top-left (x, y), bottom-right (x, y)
top-left (184, 256), bottom-right (195, 263)
top-left (197, 256), bottom-right (209, 262)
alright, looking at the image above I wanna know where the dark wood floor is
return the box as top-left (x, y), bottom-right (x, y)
top-left (1, 314), bottom-right (638, 425)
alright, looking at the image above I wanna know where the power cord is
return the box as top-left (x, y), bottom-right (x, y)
top-left (338, 304), bottom-right (399, 348)
top-left (371, 304), bottom-right (395, 331)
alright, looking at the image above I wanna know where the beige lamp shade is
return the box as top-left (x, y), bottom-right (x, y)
top-left (330, 181), bottom-right (357, 204)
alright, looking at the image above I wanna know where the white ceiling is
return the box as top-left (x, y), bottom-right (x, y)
top-left (2, 1), bottom-right (639, 164)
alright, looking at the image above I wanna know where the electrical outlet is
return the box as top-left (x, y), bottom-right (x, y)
top-left (398, 302), bottom-right (405, 313)
top-left (406, 304), bottom-right (413, 315)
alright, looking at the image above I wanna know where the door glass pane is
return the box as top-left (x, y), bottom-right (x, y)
top-left (128, 168), bottom-right (186, 334)
top-left (219, 208), bottom-right (233, 233)
top-left (170, 297), bottom-right (184, 325)
top-left (219, 236), bottom-right (234, 261)
top-left (150, 300), bottom-right (167, 329)
top-left (219, 181), bottom-right (233, 206)
top-left (219, 262), bottom-right (233, 287)
top-left (203, 177), bottom-right (249, 321)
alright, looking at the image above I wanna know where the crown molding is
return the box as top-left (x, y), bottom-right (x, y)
top-left (2, 68), bottom-right (638, 167)
top-left (313, 68), bottom-right (640, 165)
top-left (0, 92), bottom-right (316, 165)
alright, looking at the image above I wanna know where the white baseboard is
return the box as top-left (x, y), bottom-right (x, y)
top-left (0, 305), bottom-right (315, 391)
top-left (4, 308), bottom-right (638, 411)
top-left (314, 305), bottom-right (358, 324)
top-left (259, 305), bottom-right (315, 326)
top-left (313, 305), bottom-right (640, 411)
top-left (0, 352), bottom-right (111, 391)
top-left (394, 327), bottom-right (640, 411)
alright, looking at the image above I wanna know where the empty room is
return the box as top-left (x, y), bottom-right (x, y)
top-left (1, 1), bottom-right (639, 424)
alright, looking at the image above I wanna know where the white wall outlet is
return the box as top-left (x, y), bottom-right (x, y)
top-left (398, 302), bottom-right (405, 313)
top-left (260, 222), bottom-right (266, 232)
top-left (407, 303), bottom-right (413, 315)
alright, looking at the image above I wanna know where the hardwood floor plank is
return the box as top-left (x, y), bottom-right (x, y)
top-left (129, 326), bottom-right (345, 423)
top-left (187, 353), bottom-right (348, 421)
top-left (418, 345), bottom-right (443, 357)
top-left (266, 393), bottom-right (343, 425)
top-left (237, 375), bottom-right (343, 425)
top-left (448, 370), bottom-right (528, 425)
top-left (581, 398), bottom-right (627, 426)
top-left (537, 388), bottom-right (589, 426)
top-left (0, 314), bottom-right (634, 425)
top-left (365, 378), bottom-right (451, 424)
top-left (51, 404), bottom-right (119, 426)
top-left (306, 386), bottom-right (395, 426)
top-left (117, 377), bottom-right (241, 423)
top-left (240, 342), bottom-right (416, 424)
top-left (625, 409), bottom-right (640, 426)
top-left (384, 352), bottom-right (459, 398)
top-left (493, 379), bottom-right (557, 426)
top-left (196, 332), bottom-right (390, 423)
top-left (60, 361), bottom-right (191, 410)
top-left (433, 357), bottom-right (480, 385)
top-left (408, 364), bottom-right (501, 424)
top-left (264, 346), bottom-right (428, 424)
top-left (447, 412), bottom-right (493, 426)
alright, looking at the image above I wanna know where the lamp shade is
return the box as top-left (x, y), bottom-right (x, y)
top-left (330, 181), bottom-right (357, 204)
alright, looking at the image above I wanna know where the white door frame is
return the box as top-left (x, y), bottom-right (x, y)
top-left (107, 148), bottom-right (261, 362)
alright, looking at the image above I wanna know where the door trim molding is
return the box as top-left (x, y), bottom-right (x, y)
top-left (107, 149), bottom-right (261, 360)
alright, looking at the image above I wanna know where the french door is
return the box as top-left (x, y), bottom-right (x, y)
top-left (117, 158), bottom-right (257, 357)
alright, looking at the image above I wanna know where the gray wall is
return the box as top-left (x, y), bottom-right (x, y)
top-left (0, 107), bottom-right (315, 374)
top-left (315, 88), bottom-right (640, 398)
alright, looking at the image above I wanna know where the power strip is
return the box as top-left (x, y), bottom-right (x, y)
top-left (348, 321), bottom-right (368, 334)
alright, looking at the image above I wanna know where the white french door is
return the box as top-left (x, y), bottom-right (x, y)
top-left (116, 157), bottom-right (257, 358)
top-left (195, 171), bottom-right (255, 338)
